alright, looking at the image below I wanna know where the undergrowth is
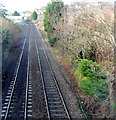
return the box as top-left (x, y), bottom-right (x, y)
top-left (73, 59), bottom-right (109, 100)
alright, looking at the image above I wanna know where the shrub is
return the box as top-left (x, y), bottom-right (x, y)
top-left (48, 36), bottom-right (55, 47)
top-left (2, 28), bottom-right (9, 45)
top-left (74, 59), bottom-right (109, 100)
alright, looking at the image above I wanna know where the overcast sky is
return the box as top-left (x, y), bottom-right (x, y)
top-left (0, 0), bottom-right (114, 12)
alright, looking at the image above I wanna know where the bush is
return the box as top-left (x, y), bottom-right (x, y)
top-left (48, 37), bottom-right (55, 47)
top-left (2, 28), bottom-right (9, 45)
top-left (74, 59), bottom-right (109, 100)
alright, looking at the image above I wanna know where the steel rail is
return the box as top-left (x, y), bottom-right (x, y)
top-left (39, 30), bottom-right (71, 120)
top-left (24, 25), bottom-right (30, 120)
top-left (3, 24), bottom-right (29, 120)
top-left (34, 36), bottom-right (51, 120)
top-left (37, 27), bottom-right (88, 120)
top-left (4, 37), bottom-right (27, 120)
top-left (35, 26), bottom-right (71, 119)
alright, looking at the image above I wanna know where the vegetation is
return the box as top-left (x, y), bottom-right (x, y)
top-left (2, 28), bottom-right (9, 45)
top-left (43, 2), bottom-right (114, 117)
top-left (31, 11), bottom-right (38, 20)
top-left (12, 11), bottom-right (20, 16)
top-left (0, 9), bottom-right (8, 18)
top-left (44, 1), bottom-right (64, 46)
top-left (1, 18), bottom-right (21, 64)
top-left (73, 59), bottom-right (109, 100)
top-left (0, 4), bottom-right (8, 18)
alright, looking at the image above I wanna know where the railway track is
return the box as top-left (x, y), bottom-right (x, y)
top-left (34, 25), bottom-right (71, 119)
top-left (2, 22), bottom-right (71, 119)
top-left (2, 24), bottom-right (32, 119)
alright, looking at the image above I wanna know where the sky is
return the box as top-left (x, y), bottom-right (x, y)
top-left (0, 0), bottom-right (114, 13)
